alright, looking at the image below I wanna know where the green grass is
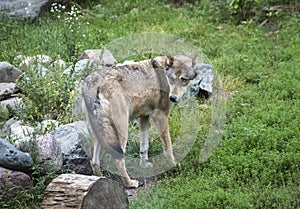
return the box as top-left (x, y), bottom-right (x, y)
top-left (0, 0), bottom-right (299, 208)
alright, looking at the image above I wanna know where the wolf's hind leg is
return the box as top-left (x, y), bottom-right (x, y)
top-left (92, 137), bottom-right (102, 176)
top-left (111, 99), bottom-right (139, 188)
top-left (116, 158), bottom-right (139, 188)
top-left (86, 111), bottom-right (103, 176)
top-left (139, 116), bottom-right (153, 168)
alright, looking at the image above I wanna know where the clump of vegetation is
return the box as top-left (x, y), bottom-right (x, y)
top-left (15, 64), bottom-right (77, 124)
top-left (0, 0), bottom-right (299, 208)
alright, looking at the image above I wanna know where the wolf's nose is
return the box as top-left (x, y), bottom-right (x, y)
top-left (169, 95), bottom-right (177, 103)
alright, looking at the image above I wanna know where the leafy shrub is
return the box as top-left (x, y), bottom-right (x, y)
top-left (227, 0), bottom-right (259, 21)
top-left (15, 62), bottom-right (78, 124)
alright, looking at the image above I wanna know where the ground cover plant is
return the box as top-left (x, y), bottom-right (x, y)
top-left (0, 0), bottom-right (299, 208)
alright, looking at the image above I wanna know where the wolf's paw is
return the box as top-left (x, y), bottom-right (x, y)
top-left (126, 179), bottom-right (139, 189)
top-left (172, 159), bottom-right (177, 166)
top-left (140, 160), bottom-right (153, 169)
top-left (164, 152), bottom-right (176, 165)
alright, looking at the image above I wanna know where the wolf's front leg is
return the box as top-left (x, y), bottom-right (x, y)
top-left (152, 110), bottom-right (176, 165)
top-left (139, 116), bottom-right (153, 168)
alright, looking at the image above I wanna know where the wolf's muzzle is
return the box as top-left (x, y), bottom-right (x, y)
top-left (169, 95), bottom-right (178, 103)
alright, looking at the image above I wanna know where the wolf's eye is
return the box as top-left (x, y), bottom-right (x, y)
top-left (181, 77), bottom-right (189, 82)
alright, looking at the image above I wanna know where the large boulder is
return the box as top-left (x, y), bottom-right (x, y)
top-left (0, 138), bottom-right (33, 172)
top-left (51, 121), bottom-right (93, 175)
top-left (0, 166), bottom-right (32, 190)
top-left (15, 134), bottom-right (63, 173)
top-left (0, 62), bottom-right (22, 82)
top-left (0, 0), bottom-right (69, 19)
top-left (63, 143), bottom-right (93, 175)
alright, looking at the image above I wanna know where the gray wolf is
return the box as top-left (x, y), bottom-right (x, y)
top-left (82, 53), bottom-right (199, 188)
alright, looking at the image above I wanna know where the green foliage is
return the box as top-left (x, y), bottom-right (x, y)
top-left (15, 64), bottom-right (77, 124)
top-left (227, 0), bottom-right (259, 21)
top-left (0, 104), bottom-right (10, 126)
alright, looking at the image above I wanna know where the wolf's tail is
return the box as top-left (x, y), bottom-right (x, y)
top-left (81, 81), bottom-right (124, 159)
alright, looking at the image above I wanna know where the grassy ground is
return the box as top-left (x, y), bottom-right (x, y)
top-left (0, 0), bottom-right (299, 208)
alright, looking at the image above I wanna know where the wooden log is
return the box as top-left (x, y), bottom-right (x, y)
top-left (40, 174), bottom-right (128, 209)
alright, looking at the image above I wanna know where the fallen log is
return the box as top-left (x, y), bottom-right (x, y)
top-left (40, 174), bottom-right (128, 209)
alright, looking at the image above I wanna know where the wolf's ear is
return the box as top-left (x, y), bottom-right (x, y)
top-left (192, 52), bottom-right (198, 67)
top-left (166, 53), bottom-right (174, 67)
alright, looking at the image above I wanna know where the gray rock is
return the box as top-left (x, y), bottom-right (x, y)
top-left (0, 62), bottom-right (22, 82)
top-left (10, 121), bottom-right (35, 139)
top-left (190, 63), bottom-right (214, 99)
top-left (36, 134), bottom-right (63, 172)
top-left (51, 121), bottom-right (93, 175)
top-left (0, 117), bottom-right (19, 137)
top-left (14, 55), bottom-right (27, 64)
top-left (63, 59), bottom-right (96, 76)
top-left (19, 54), bottom-right (52, 70)
top-left (63, 143), bottom-right (93, 175)
top-left (0, 83), bottom-right (20, 100)
top-left (78, 49), bottom-right (116, 67)
top-left (0, 166), bottom-right (32, 190)
top-left (64, 49), bottom-right (116, 78)
top-left (0, 138), bottom-right (33, 172)
top-left (0, 97), bottom-right (22, 112)
top-left (0, 0), bottom-right (69, 19)
top-left (49, 59), bottom-right (67, 70)
top-left (15, 134), bottom-right (63, 173)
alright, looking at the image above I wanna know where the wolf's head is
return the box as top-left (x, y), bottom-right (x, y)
top-left (165, 53), bottom-right (198, 103)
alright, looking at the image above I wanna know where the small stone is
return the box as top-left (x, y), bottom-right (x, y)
top-left (19, 55), bottom-right (52, 70)
top-left (78, 49), bottom-right (116, 66)
top-left (0, 83), bottom-right (20, 100)
top-left (0, 62), bottom-right (22, 82)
